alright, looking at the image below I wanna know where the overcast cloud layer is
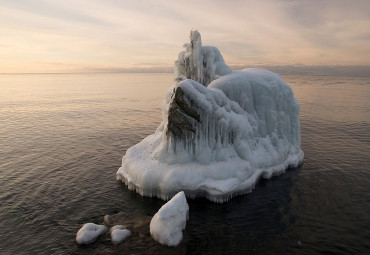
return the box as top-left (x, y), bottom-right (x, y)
top-left (1, 0), bottom-right (369, 73)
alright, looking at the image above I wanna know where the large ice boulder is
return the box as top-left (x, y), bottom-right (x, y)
top-left (150, 191), bottom-right (189, 246)
top-left (117, 30), bottom-right (304, 202)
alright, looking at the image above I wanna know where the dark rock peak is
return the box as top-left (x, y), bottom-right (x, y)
top-left (167, 86), bottom-right (200, 139)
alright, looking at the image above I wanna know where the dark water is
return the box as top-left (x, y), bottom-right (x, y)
top-left (0, 73), bottom-right (369, 254)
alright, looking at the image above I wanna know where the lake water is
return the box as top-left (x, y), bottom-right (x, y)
top-left (0, 73), bottom-right (369, 254)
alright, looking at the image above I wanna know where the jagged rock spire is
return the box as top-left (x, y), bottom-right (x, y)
top-left (174, 30), bottom-right (231, 87)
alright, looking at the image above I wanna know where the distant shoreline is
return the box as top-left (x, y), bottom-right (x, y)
top-left (1, 65), bottom-right (369, 76)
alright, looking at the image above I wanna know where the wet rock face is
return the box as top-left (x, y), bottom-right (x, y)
top-left (167, 87), bottom-right (200, 139)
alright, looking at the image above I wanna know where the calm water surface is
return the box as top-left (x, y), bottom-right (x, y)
top-left (0, 73), bottom-right (369, 254)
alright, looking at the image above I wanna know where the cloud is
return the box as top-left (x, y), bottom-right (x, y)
top-left (0, 0), bottom-right (369, 72)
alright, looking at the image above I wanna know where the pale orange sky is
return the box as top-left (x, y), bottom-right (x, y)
top-left (1, 0), bottom-right (370, 73)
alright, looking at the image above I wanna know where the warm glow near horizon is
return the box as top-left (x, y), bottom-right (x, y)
top-left (1, 0), bottom-right (370, 73)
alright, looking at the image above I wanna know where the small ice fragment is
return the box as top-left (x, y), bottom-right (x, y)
top-left (76, 223), bottom-right (106, 245)
top-left (150, 191), bottom-right (189, 246)
top-left (110, 225), bottom-right (131, 244)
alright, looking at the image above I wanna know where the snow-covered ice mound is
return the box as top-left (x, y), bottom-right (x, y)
top-left (110, 225), bottom-right (131, 244)
top-left (76, 223), bottom-right (106, 245)
top-left (117, 30), bottom-right (304, 202)
top-left (150, 191), bottom-right (189, 246)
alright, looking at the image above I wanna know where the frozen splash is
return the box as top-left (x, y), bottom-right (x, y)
top-left (117, 30), bottom-right (303, 203)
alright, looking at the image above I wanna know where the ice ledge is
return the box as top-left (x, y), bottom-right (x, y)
top-left (117, 149), bottom-right (303, 203)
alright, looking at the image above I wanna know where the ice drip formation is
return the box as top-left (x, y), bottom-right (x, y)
top-left (117, 30), bottom-right (304, 203)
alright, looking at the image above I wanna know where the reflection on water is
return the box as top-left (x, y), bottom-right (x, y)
top-left (0, 73), bottom-right (369, 254)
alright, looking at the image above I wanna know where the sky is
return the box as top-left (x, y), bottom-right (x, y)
top-left (1, 0), bottom-right (370, 73)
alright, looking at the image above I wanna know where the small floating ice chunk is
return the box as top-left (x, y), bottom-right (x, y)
top-left (150, 191), bottom-right (189, 246)
top-left (76, 223), bottom-right (106, 245)
top-left (110, 225), bottom-right (131, 244)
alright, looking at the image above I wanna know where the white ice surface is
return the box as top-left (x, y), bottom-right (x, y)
top-left (150, 191), bottom-right (189, 246)
top-left (110, 225), bottom-right (131, 244)
top-left (117, 30), bottom-right (303, 202)
top-left (76, 223), bottom-right (106, 245)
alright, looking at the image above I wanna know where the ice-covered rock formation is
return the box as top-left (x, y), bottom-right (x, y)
top-left (117, 30), bottom-right (304, 202)
top-left (150, 191), bottom-right (189, 246)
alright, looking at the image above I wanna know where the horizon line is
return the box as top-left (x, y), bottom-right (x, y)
top-left (1, 64), bottom-right (369, 76)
